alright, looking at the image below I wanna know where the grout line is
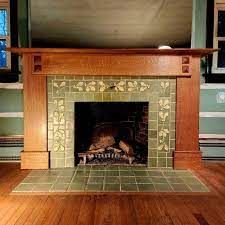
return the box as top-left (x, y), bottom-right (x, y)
top-left (119, 169), bottom-right (122, 190)
top-left (102, 172), bottom-right (106, 191)
top-left (189, 173), bottom-right (209, 189)
top-left (68, 168), bottom-right (77, 190)
top-left (178, 176), bottom-right (196, 192)
top-left (151, 182), bottom-right (157, 192)
top-left (134, 175), bottom-right (139, 192)
top-left (162, 173), bottom-right (175, 192)
top-left (48, 183), bottom-right (55, 192)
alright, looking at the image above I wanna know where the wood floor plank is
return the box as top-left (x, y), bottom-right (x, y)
top-left (57, 196), bottom-right (83, 225)
top-left (6, 196), bottom-right (35, 225)
top-left (41, 196), bottom-right (67, 225)
top-left (76, 196), bottom-right (97, 225)
top-left (14, 196), bottom-right (47, 225)
top-left (32, 197), bottom-right (53, 225)
top-left (132, 197), bottom-right (154, 225)
top-left (0, 196), bottom-right (27, 225)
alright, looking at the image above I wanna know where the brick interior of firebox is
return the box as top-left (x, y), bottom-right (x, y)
top-left (75, 102), bottom-right (149, 166)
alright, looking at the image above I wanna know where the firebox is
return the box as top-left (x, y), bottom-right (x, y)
top-left (75, 102), bottom-right (148, 166)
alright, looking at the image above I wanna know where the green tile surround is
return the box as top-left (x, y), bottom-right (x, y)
top-left (47, 76), bottom-right (176, 168)
top-left (12, 166), bottom-right (209, 193)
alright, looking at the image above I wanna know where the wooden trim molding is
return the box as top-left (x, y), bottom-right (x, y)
top-left (199, 134), bottom-right (225, 139)
top-left (0, 0), bottom-right (11, 69)
top-left (0, 83), bottom-right (23, 89)
top-left (0, 135), bottom-right (23, 142)
top-left (200, 83), bottom-right (225, 89)
top-left (21, 151), bottom-right (49, 169)
top-left (8, 48), bottom-right (216, 77)
top-left (32, 54), bottom-right (190, 77)
top-left (200, 112), bottom-right (225, 117)
top-left (212, 0), bottom-right (225, 73)
top-left (7, 48), bottom-right (217, 56)
top-left (174, 151), bottom-right (202, 169)
top-left (0, 112), bottom-right (23, 117)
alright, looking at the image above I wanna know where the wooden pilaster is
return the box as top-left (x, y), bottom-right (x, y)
top-left (174, 56), bottom-right (202, 169)
top-left (21, 54), bottom-right (49, 169)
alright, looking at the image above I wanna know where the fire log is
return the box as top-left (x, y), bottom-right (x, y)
top-left (87, 148), bottom-right (105, 154)
top-left (107, 146), bottom-right (122, 154)
top-left (119, 140), bottom-right (134, 156)
top-left (89, 136), bottom-right (115, 150)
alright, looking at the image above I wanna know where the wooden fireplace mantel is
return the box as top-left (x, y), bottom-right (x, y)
top-left (7, 48), bottom-right (217, 170)
top-left (9, 48), bottom-right (216, 77)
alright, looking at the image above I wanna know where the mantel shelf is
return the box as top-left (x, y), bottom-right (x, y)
top-left (7, 48), bottom-right (218, 56)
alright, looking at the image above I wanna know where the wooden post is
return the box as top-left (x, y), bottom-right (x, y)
top-left (21, 54), bottom-right (49, 169)
top-left (174, 56), bottom-right (202, 169)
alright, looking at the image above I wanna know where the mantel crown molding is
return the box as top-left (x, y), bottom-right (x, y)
top-left (7, 48), bottom-right (218, 57)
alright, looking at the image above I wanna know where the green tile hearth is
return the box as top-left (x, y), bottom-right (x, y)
top-left (12, 167), bottom-right (209, 193)
top-left (104, 184), bottom-right (120, 191)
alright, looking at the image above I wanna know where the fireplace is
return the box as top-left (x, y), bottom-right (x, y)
top-left (75, 102), bottom-right (148, 166)
top-left (8, 48), bottom-right (213, 169)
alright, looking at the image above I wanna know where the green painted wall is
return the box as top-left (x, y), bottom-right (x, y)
top-left (201, 147), bottom-right (225, 158)
top-left (0, 88), bottom-right (24, 158)
top-left (200, 118), bottom-right (225, 134)
top-left (0, 90), bottom-right (23, 112)
top-left (0, 147), bottom-right (22, 158)
top-left (200, 89), bottom-right (225, 112)
top-left (191, 0), bottom-right (207, 48)
top-left (0, 118), bottom-right (23, 136)
top-left (0, 0), bottom-right (28, 159)
top-left (191, 0), bottom-right (207, 83)
top-left (192, 0), bottom-right (225, 158)
top-left (18, 0), bottom-right (29, 47)
top-left (199, 88), bottom-right (225, 159)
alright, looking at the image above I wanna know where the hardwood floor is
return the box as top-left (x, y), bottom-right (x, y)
top-left (0, 162), bottom-right (225, 225)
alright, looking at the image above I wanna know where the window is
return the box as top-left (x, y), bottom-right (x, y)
top-left (0, 0), bottom-right (10, 69)
top-left (213, 0), bottom-right (225, 73)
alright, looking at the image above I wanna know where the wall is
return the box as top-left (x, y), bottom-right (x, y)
top-left (191, 0), bottom-right (207, 49)
top-left (0, 0), bottom-right (28, 160)
top-left (192, 0), bottom-right (225, 159)
top-left (0, 86), bottom-right (24, 161)
top-left (200, 85), bottom-right (225, 158)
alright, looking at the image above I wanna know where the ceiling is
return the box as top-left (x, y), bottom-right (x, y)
top-left (31, 0), bottom-right (193, 48)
